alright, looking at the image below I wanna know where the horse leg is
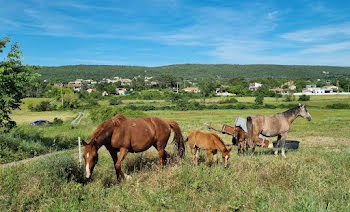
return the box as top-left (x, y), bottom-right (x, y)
top-left (115, 148), bottom-right (129, 180)
top-left (275, 135), bottom-right (282, 156)
top-left (281, 134), bottom-right (287, 158)
top-left (107, 147), bottom-right (120, 180)
top-left (213, 150), bottom-right (218, 165)
top-left (190, 146), bottom-right (196, 165)
top-left (195, 148), bottom-right (200, 166)
top-left (205, 150), bottom-right (211, 167)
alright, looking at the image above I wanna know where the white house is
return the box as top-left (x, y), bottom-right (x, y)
top-left (249, 82), bottom-right (263, 91)
top-left (183, 87), bottom-right (200, 93)
top-left (216, 86), bottom-right (232, 96)
top-left (115, 88), bottom-right (126, 96)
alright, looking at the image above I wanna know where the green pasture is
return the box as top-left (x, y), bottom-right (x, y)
top-left (1, 95), bottom-right (350, 210)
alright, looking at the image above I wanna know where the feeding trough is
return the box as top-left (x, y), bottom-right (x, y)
top-left (272, 140), bottom-right (300, 149)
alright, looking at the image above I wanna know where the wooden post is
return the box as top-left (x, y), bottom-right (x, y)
top-left (78, 137), bottom-right (82, 168)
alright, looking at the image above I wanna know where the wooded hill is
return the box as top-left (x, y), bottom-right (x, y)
top-left (36, 64), bottom-right (350, 81)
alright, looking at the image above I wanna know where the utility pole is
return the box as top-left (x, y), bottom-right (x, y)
top-left (61, 82), bottom-right (64, 106)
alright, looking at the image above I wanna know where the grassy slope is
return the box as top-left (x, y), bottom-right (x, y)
top-left (2, 98), bottom-right (350, 210)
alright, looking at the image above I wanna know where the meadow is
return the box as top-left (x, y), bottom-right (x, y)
top-left (1, 95), bottom-right (350, 211)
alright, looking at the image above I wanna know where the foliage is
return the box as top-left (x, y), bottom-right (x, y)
top-left (298, 94), bottom-right (310, 101)
top-left (255, 95), bottom-right (264, 105)
top-left (109, 97), bottom-right (123, 105)
top-left (61, 93), bottom-right (81, 109)
top-left (198, 78), bottom-right (217, 102)
top-left (136, 90), bottom-right (164, 100)
top-left (28, 101), bottom-right (57, 112)
top-left (35, 64), bottom-right (350, 82)
top-left (284, 92), bottom-right (295, 102)
top-left (53, 117), bottom-right (63, 125)
top-left (89, 106), bottom-right (147, 122)
top-left (218, 97), bottom-right (238, 104)
top-left (326, 103), bottom-right (350, 109)
top-left (0, 37), bottom-right (38, 131)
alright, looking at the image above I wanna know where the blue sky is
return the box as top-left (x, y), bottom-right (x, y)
top-left (1, 0), bottom-right (350, 66)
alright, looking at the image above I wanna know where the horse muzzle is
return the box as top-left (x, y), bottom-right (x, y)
top-left (306, 116), bottom-right (312, 121)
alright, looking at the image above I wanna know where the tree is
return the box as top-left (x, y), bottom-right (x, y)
top-left (255, 95), bottom-right (264, 105)
top-left (0, 37), bottom-right (37, 131)
top-left (198, 78), bottom-right (217, 102)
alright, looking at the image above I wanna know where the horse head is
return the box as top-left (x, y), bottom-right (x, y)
top-left (298, 103), bottom-right (312, 121)
top-left (82, 140), bottom-right (99, 179)
top-left (222, 147), bottom-right (232, 168)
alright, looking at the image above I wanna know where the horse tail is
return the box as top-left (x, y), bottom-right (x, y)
top-left (167, 120), bottom-right (185, 159)
top-left (247, 116), bottom-right (253, 147)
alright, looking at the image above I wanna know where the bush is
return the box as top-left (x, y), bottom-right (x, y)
top-left (255, 95), bottom-right (264, 105)
top-left (89, 106), bottom-right (147, 122)
top-left (284, 93), bottom-right (295, 102)
top-left (109, 97), bottom-right (123, 105)
top-left (29, 101), bottom-right (57, 112)
top-left (137, 90), bottom-right (164, 100)
top-left (298, 95), bottom-right (310, 101)
top-left (326, 103), bottom-right (350, 109)
top-left (218, 97), bottom-right (238, 104)
top-left (53, 117), bottom-right (63, 125)
top-left (235, 103), bottom-right (247, 109)
top-left (264, 104), bottom-right (277, 109)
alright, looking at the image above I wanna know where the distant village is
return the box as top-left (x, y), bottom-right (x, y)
top-left (58, 76), bottom-right (350, 97)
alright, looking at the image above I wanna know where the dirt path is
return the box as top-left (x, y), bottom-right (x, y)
top-left (0, 147), bottom-right (78, 168)
top-left (71, 112), bottom-right (85, 125)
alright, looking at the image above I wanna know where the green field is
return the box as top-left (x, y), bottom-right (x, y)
top-left (1, 96), bottom-right (350, 210)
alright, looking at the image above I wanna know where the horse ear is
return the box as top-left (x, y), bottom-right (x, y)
top-left (82, 140), bottom-right (88, 146)
top-left (228, 147), bottom-right (232, 152)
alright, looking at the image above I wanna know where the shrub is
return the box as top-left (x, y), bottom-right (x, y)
top-left (298, 95), bottom-right (310, 101)
top-left (326, 103), bottom-right (350, 109)
top-left (218, 97), bottom-right (238, 104)
top-left (235, 103), bottom-right (247, 109)
top-left (89, 106), bottom-right (147, 122)
top-left (264, 104), bottom-right (277, 109)
top-left (109, 97), bottom-right (123, 105)
top-left (29, 101), bottom-right (57, 112)
top-left (255, 95), bottom-right (264, 105)
top-left (137, 90), bottom-right (164, 100)
top-left (284, 93), bottom-right (295, 102)
top-left (53, 117), bottom-right (63, 125)
top-left (85, 98), bottom-right (99, 107)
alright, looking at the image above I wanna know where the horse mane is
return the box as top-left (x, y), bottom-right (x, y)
top-left (89, 114), bottom-right (127, 144)
top-left (211, 133), bottom-right (227, 152)
top-left (282, 105), bottom-right (300, 117)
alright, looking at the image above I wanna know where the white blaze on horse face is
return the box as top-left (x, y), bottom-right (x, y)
top-left (224, 155), bottom-right (228, 168)
top-left (85, 162), bottom-right (91, 178)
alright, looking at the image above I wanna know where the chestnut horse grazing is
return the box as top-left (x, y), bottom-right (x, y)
top-left (82, 114), bottom-right (185, 180)
top-left (186, 130), bottom-right (232, 168)
top-left (247, 104), bottom-right (311, 157)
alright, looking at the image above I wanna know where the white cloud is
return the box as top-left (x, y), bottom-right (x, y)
top-left (281, 23), bottom-right (350, 42)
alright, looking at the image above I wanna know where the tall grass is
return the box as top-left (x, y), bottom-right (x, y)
top-left (1, 146), bottom-right (349, 211)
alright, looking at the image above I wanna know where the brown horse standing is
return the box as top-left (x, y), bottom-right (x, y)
top-left (82, 114), bottom-right (185, 180)
top-left (186, 130), bottom-right (232, 168)
top-left (247, 104), bottom-right (311, 157)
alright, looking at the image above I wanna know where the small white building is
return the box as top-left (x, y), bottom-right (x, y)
top-left (249, 82), bottom-right (263, 91)
top-left (183, 87), bottom-right (200, 93)
top-left (216, 86), bottom-right (232, 96)
top-left (115, 88), bottom-right (126, 96)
